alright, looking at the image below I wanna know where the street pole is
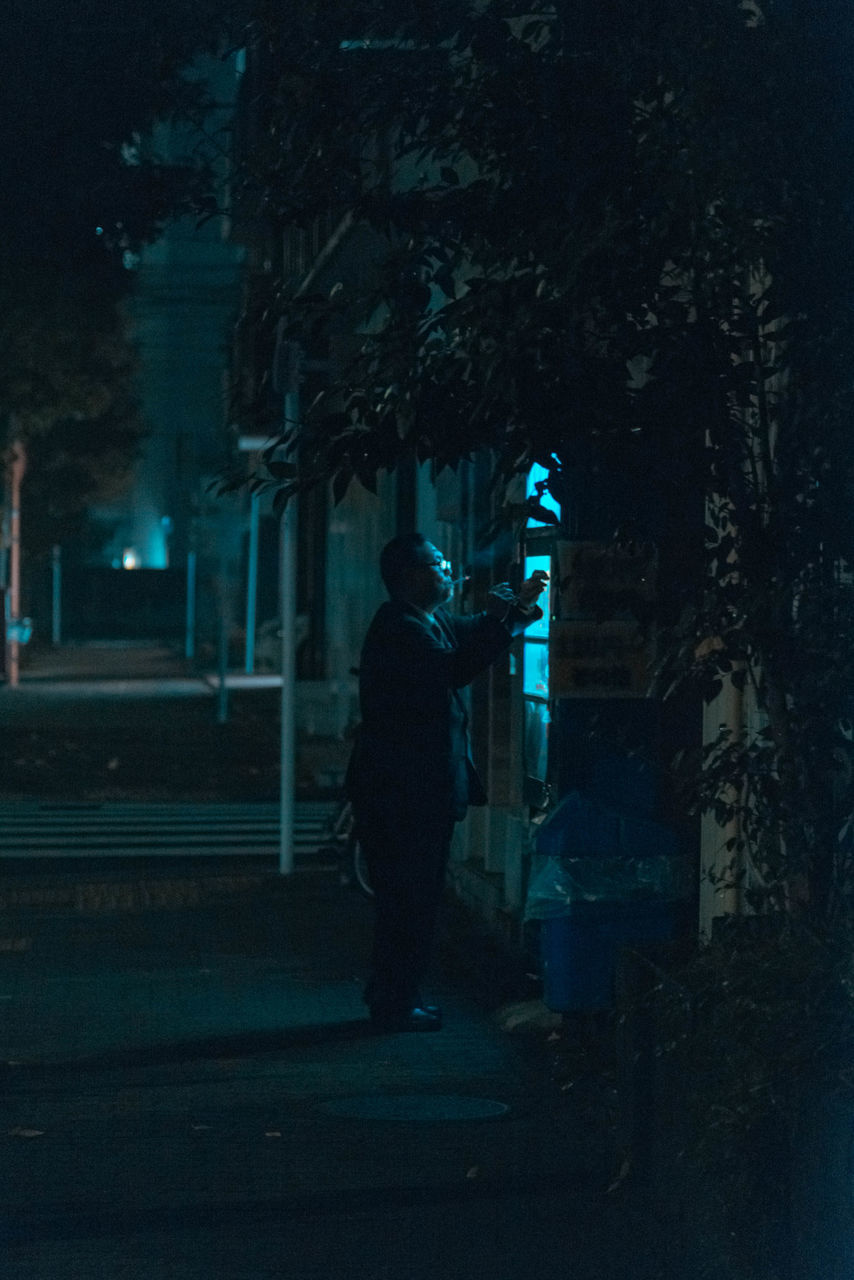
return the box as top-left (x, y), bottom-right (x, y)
top-left (7, 442), bottom-right (26, 688)
top-left (245, 491), bottom-right (260, 674)
top-left (278, 493), bottom-right (298, 876)
top-left (51, 545), bottom-right (62, 646)
top-left (278, 387), bottom-right (299, 876)
top-left (185, 549), bottom-right (197, 661)
top-left (216, 545), bottom-right (230, 725)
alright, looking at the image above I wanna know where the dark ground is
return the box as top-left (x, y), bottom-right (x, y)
top-left (0, 690), bottom-right (280, 801)
top-left (0, 643), bottom-right (348, 803)
top-left (0, 853), bottom-right (668, 1280)
top-left (0, 642), bottom-right (698, 1279)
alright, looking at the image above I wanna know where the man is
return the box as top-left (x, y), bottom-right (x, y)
top-left (346, 532), bottom-right (548, 1032)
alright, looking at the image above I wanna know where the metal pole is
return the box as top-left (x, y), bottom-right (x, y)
top-left (7, 442), bottom-right (26, 689)
top-left (278, 495), bottom-right (298, 875)
top-left (51, 545), bottom-right (61, 646)
top-left (245, 491), bottom-right (260, 674)
top-left (216, 557), bottom-right (229, 726)
top-left (278, 386), bottom-right (299, 876)
top-left (185, 549), bottom-right (197, 661)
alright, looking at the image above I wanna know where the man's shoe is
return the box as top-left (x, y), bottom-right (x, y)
top-left (370, 1006), bottom-right (443, 1033)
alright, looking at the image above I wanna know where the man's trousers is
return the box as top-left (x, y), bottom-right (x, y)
top-left (356, 806), bottom-right (455, 1018)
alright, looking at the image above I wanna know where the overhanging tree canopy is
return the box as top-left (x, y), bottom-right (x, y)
top-left (225, 0), bottom-right (854, 919)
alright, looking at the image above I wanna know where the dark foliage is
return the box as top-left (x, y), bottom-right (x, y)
top-left (217, 0), bottom-right (854, 921)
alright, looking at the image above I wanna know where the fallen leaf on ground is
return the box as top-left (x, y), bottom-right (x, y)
top-left (606, 1155), bottom-right (632, 1194)
top-left (495, 999), bottom-right (562, 1033)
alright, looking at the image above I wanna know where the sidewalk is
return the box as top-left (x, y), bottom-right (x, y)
top-left (0, 642), bottom-right (334, 803)
top-left (15, 640), bottom-right (197, 683)
top-left (0, 861), bottom-right (666, 1280)
top-left (0, 645), bottom-right (676, 1276)
top-left (14, 641), bottom-right (284, 692)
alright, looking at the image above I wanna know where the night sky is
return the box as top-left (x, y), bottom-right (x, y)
top-left (1, 0), bottom-right (224, 267)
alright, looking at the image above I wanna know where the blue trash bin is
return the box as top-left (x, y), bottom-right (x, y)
top-left (541, 897), bottom-right (677, 1011)
top-left (535, 790), bottom-right (678, 862)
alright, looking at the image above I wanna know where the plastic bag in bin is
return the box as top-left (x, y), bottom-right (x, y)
top-left (524, 853), bottom-right (690, 920)
top-left (535, 789), bottom-right (678, 861)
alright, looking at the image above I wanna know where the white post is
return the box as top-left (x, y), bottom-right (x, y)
top-left (185, 549), bottom-right (197, 661)
top-left (51, 545), bottom-right (62, 646)
top-left (278, 484), bottom-right (298, 876)
top-left (216, 545), bottom-right (230, 726)
top-left (7, 442), bottom-right (26, 688)
top-left (277, 358), bottom-right (301, 875)
top-left (245, 491), bottom-right (260, 674)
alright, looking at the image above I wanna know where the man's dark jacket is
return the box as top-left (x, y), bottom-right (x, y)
top-left (346, 599), bottom-right (521, 825)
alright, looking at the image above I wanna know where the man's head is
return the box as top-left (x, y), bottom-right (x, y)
top-left (380, 533), bottom-right (453, 613)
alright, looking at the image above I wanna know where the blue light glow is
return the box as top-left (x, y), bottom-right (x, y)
top-left (524, 554), bottom-right (552, 640)
top-left (523, 636), bottom-right (549, 698)
top-left (526, 463), bottom-right (560, 526)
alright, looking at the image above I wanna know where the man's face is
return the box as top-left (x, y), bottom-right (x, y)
top-left (407, 542), bottom-right (454, 612)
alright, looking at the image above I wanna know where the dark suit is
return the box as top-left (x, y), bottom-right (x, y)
top-left (346, 598), bottom-right (522, 1018)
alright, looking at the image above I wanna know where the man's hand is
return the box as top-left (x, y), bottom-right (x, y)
top-left (486, 571), bottom-right (548, 622)
top-left (485, 583), bottom-right (517, 620)
top-left (517, 569), bottom-right (549, 607)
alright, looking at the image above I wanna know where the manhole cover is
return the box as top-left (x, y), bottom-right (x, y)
top-left (321, 1094), bottom-right (510, 1122)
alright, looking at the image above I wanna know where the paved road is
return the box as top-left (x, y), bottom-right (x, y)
top-left (0, 654), bottom-right (320, 806)
top-left (0, 645), bottom-right (691, 1276)
top-left (0, 866), bottom-right (676, 1280)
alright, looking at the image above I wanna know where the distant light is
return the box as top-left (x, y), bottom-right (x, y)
top-left (122, 548), bottom-right (139, 570)
top-left (95, 226), bottom-right (104, 236)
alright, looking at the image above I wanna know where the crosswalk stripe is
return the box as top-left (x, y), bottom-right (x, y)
top-left (0, 801), bottom-right (338, 859)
